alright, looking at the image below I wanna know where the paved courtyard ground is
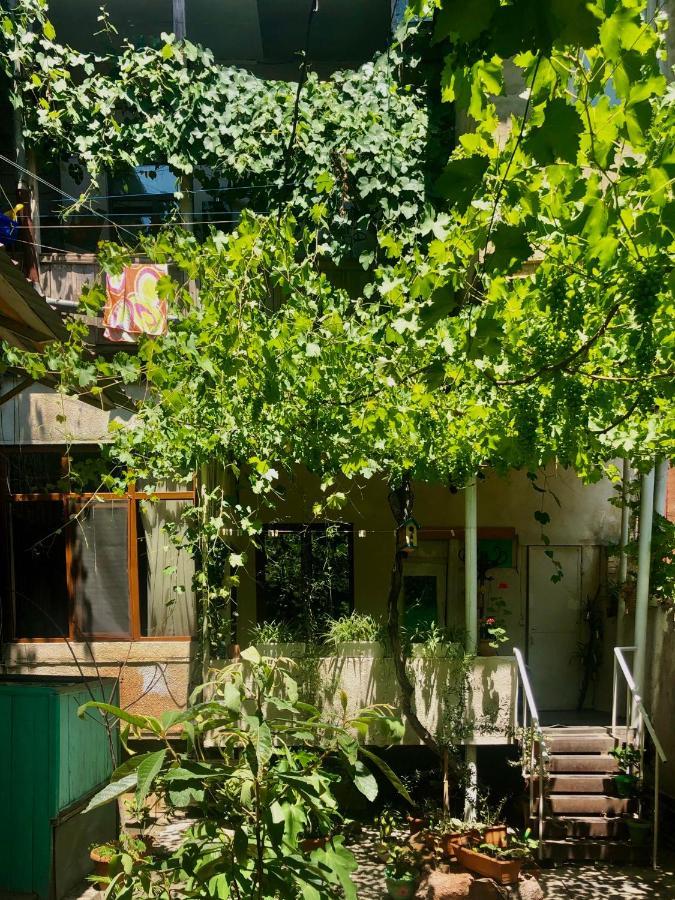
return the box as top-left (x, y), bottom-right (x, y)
top-left (65, 825), bottom-right (675, 899)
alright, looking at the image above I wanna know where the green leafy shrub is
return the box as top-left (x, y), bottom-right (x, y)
top-left (79, 648), bottom-right (408, 899)
top-left (323, 613), bottom-right (385, 646)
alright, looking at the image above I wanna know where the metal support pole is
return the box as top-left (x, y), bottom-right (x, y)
top-left (465, 477), bottom-right (478, 655)
top-left (617, 459), bottom-right (631, 647)
top-left (633, 467), bottom-right (655, 700)
top-left (464, 744), bottom-right (477, 821)
top-left (654, 458), bottom-right (669, 517)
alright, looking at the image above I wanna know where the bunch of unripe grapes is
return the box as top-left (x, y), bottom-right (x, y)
top-left (629, 265), bottom-right (662, 324)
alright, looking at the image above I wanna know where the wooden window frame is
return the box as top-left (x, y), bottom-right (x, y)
top-left (0, 448), bottom-right (195, 642)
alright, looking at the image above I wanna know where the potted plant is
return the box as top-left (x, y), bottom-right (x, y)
top-left (90, 835), bottom-right (152, 889)
top-left (407, 623), bottom-right (462, 659)
top-left (454, 830), bottom-right (537, 885)
top-left (375, 807), bottom-right (400, 861)
top-left (384, 845), bottom-right (422, 899)
top-left (610, 743), bottom-right (641, 797)
top-left (250, 620), bottom-right (306, 658)
top-left (438, 818), bottom-right (477, 857)
top-left (89, 841), bottom-right (119, 890)
top-left (624, 815), bottom-right (651, 846)
top-left (323, 613), bottom-right (386, 657)
top-left (478, 616), bottom-right (508, 656)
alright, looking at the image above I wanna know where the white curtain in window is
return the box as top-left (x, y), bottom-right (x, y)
top-left (141, 500), bottom-right (195, 636)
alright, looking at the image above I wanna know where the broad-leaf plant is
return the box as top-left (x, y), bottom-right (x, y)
top-left (79, 648), bottom-right (408, 899)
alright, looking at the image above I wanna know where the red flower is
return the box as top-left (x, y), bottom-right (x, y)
top-left (498, 582), bottom-right (509, 589)
top-left (485, 617), bottom-right (496, 626)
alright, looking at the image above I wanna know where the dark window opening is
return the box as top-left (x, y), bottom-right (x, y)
top-left (11, 501), bottom-right (69, 639)
top-left (257, 524), bottom-right (353, 640)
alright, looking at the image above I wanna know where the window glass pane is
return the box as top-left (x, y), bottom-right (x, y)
top-left (6, 452), bottom-right (63, 494)
top-left (11, 501), bottom-right (69, 638)
top-left (403, 575), bottom-right (437, 636)
top-left (72, 501), bottom-right (130, 635)
top-left (260, 525), bottom-right (352, 640)
top-left (139, 500), bottom-right (195, 636)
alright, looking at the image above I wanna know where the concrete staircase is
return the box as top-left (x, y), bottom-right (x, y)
top-left (533, 726), bottom-right (646, 863)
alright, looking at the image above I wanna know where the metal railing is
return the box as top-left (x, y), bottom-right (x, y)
top-left (513, 648), bottom-right (546, 859)
top-left (612, 646), bottom-right (667, 869)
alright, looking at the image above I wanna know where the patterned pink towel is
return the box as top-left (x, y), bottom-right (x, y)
top-left (103, 264), bottom-right (168, 342)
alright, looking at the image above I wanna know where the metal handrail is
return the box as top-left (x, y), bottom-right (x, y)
top-left (513, 648), bottom-right (546, 860)
top-left (612, 646), bottom-right (667, 869)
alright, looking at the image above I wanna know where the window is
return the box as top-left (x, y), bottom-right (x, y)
top-left (0, 449), bottom-right (195, 641)
top-left (256, 524), bottom-right (353, 640)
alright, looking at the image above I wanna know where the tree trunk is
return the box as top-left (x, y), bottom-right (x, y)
top-left (386, 481), bottom-right (440, 756)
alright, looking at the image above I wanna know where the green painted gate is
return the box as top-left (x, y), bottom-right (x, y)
top-left (0, 677), bottom-right (118, 900)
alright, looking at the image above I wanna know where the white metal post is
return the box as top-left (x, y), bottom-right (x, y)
top-left (633, 467), bottom-right (655, 700)
top-left (464, 744), bottom-right (478, 821)
top-left (616, 459), bottom-right (631, 647)
top-left (654, 458), bottom-right (669, 517)
top-left (465, 477), bottom-right (478, 655)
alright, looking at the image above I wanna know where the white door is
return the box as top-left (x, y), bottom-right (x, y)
top-left (528, 546), bottom-right (582, 711)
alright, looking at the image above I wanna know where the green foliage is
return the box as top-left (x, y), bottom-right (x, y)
top-left (249, 620), bottom-right (300, 646)
top-left (323, 613), bottom-right (385, 646)
top-left (0, 0), bottom-right (431, 267)
top-left (80, 653), bottom-right (407, 899)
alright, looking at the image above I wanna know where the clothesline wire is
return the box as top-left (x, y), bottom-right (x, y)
top-left (0, 152), bottom-right (137, 240)
top-left (77, 181), bottom-right (299, 202)
top-left (17, 217), bottom-right (256, 229)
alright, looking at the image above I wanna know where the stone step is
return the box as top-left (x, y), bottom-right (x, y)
top-left (548, 753), bottom-right (618, 774)
top-left (546, 773), bottom-right (616, 794)
top-left (541, 816), bottom-right (628, 839)
top-left (541, 839), bottom-right (649, 863)
top-left (548, 794), bottom-right (635, 816)
top-left (544, 733), bottom-right (616, 754)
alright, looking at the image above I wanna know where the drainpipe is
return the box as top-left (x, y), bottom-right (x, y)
top-left (616, 460), bottom-right (631, 647)
top-left (633, 466), bottom-right (655, 699)
top-left (464, 476), bottom-right (478, 820)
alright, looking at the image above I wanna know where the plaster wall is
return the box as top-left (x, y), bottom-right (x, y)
top-left (236, 466), bottom-right (622, 680)
top-left (0, 378), bottom-right (131, 445)
top-left (1, 641), bottom-right (196, 718)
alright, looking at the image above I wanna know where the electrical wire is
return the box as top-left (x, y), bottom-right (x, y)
top-left (0, 151), bottom-right (138, 239)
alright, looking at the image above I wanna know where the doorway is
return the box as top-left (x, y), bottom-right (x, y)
top-left (527, 546), bottom-right (582, 711)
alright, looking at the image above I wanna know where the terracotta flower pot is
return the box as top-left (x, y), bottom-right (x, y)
top-left (483, 824), bottom-right (508, 848)
top-left (454, 845), bottom-right (523, 885)
top-left (90, 847), bottom-right (115, 891)
top-left (385, 875), bottom-right (418, 899)
top-left (440, 831), bottom-right (470, 858)
top-left (478, 639), bottom-right (497, 657)
top-left (407, 814), bottom-right (428, 835)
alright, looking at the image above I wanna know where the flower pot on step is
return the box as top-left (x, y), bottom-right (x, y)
top-left (483, 824), bottom-right (508, 848)
top-left (454, 845), bottom-right (523, 885)
top-left (626, 819), bottom-right (651, 846)
top-left (407, 814), bottom-right (427, 834)
top-left (614, 774), bottom-right (639, 798)
top-left (385, 875), bottom-right (418, 899)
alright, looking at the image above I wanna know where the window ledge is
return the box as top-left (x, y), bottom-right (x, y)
top-left (3, 639), bottom-right (196, 667)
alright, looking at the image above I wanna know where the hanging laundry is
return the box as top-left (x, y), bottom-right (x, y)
top-left (103, 263), bottom-right (168, 342)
